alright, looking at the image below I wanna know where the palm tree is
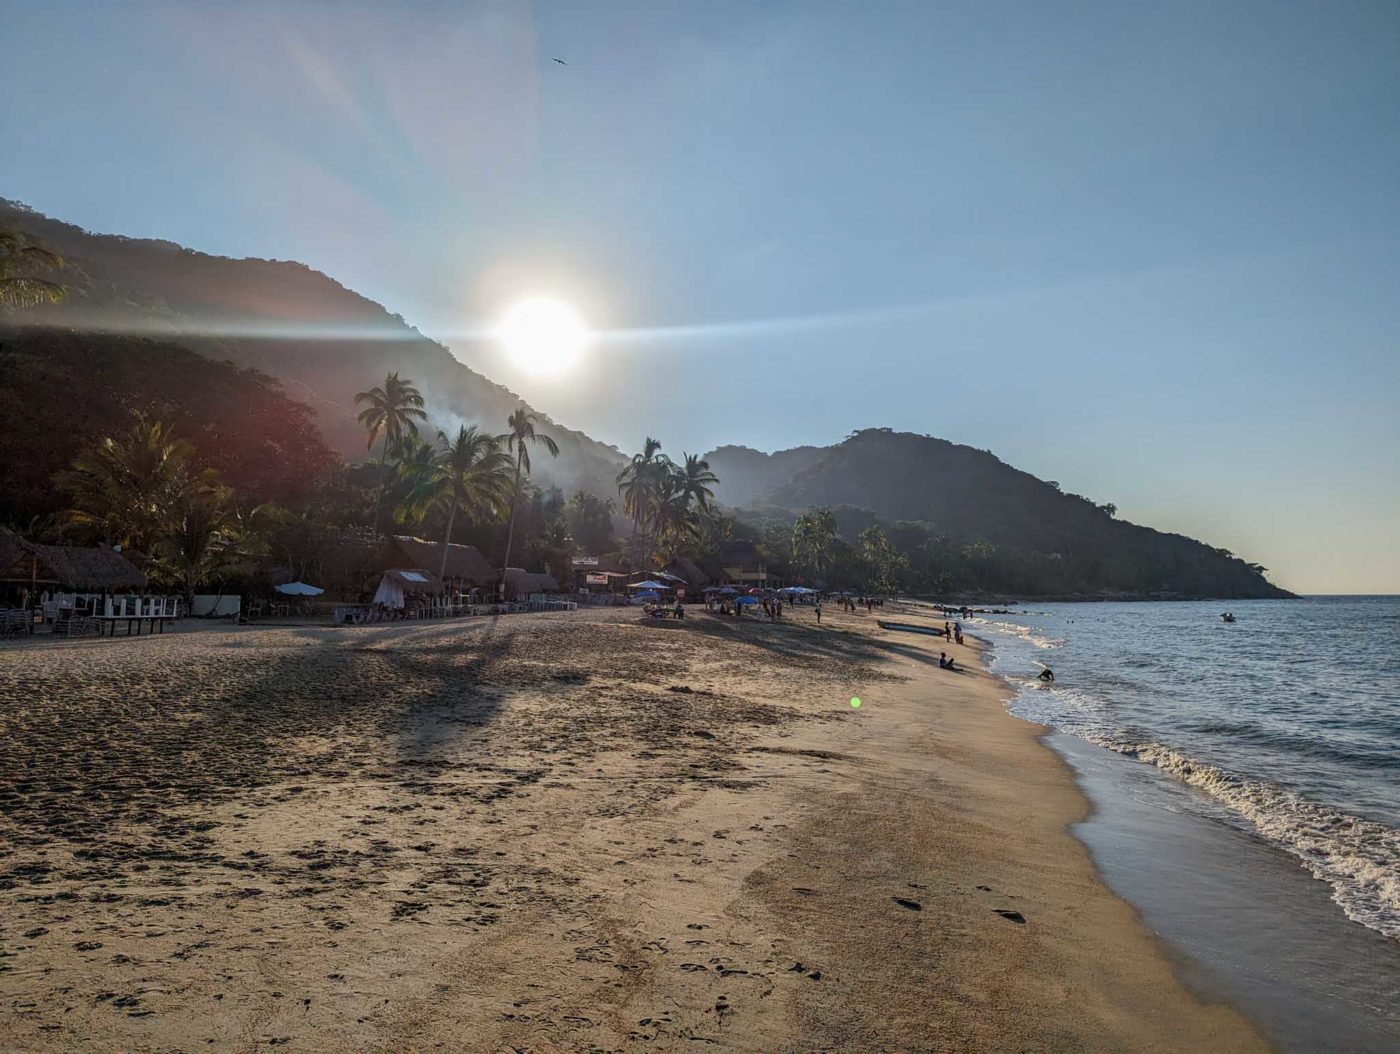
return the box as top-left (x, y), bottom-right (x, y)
top-left (792, 507), bottom-right (838, 581)
top-left (386, 435), bottom-right (441, 529)
top-left (615, 437), bottom-right (672, 557)
top-left (0, 229), bottom-right (64, 313)
top-left (151, 480), bottom-right (236, 609)
top-left (676, 453), bottom-right (719, 511)
top-left (354, 372), bottom-right (427, 534)
top-left (153, 490), bottom-right (280, 611)
top-left (59, 415), bottom-right (201, 554)
top-left (497, 408), bottom-right (559, 586)
top-left (650, 487), bottom-right (700, 562)
top-left (398, 426), bottom-right (514, 583)
top-left (565, 490), bottom-right (616, 555)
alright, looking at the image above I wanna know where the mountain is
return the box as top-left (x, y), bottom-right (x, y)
top-left (0, 326), bottom-right (340, 523)
top-left (3, 201), bottom-right (1287, 598)
top-left (704, 429), bottom-right (1291, 599)
top-left (701, 444), bottom-right (828, 507)
top-left (0, 199), bottom-right (625, 495)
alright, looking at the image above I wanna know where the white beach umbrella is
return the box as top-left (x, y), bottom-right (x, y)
top-left (275, 581), bottom-right (324, 596)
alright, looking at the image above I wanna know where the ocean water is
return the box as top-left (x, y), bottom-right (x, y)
top-left (967, 596), bottom-right (1400, 941)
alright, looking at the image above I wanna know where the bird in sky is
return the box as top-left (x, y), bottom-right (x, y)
top-left (553, 58), bottom-right (567, 65)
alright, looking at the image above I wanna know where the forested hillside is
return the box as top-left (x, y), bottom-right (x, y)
top-left (0, 328), bottom-right (338, 523)
top-left (0, 199), bottom-right (624, 495)
top-left (2, 199), bottom-right (1289, 599)
top-left (702, 444), bottom-right (828, 507)
top-left (709, 430), bottom-right (1291, 599)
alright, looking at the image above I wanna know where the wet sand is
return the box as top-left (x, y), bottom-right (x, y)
top-left (0, 604), bottom-right (1264, 1051)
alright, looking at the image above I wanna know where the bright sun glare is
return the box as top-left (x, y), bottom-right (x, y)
top-left (497, 297), bottom-right (590, 375)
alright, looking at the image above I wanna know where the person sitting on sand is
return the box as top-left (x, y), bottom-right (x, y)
top-left (945, 655), bottom-right (958, 671)
top-left (939, 652), bottom-right (948, 669)
top-left (1039, 667), bottom-right (1054, 682)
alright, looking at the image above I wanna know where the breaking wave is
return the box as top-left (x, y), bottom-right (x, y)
top-left (1080, 720), bottom-right (1399, 939)
top-left (975, 610), bottom-right (1400, 943)
top-left (966, 616), bottom-right (1063, 650)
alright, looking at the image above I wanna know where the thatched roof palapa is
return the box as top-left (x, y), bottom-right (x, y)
top-left (503, 568), bottom-right (558, 595)
top-left (666, 558), bottom-right (713, 591)
top-left (384, 536), bottom-right (495, 585)
top-left (378, 568), bottom-right (444, 594)
top-left (0, 528), bottom-right (148, 591)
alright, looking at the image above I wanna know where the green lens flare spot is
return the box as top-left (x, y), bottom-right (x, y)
top-left (850, 697), bottom-right (862, 708)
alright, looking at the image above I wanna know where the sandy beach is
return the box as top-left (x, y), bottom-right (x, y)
top-left (0, 603), bottom-right (1265, 1052)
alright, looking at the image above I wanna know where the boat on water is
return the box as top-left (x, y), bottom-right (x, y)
top-left (1221, 613), bottom-right (1237, 623)
top-left (878, 620), bottom-right (945, 636)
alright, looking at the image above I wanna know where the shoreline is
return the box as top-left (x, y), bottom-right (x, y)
top-left (0, 605), bottom-right (1265, 1050)
top-left (773, 620), bottom-right (1266, 1050)
top-left (968, 600), bottom-right (1400, 1050)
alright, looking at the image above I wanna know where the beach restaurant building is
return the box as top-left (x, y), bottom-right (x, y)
top-left (720, 539), bottom-right (786, 589)
top-left (0, 528), bottom-right (169, 636)
top-left (380, 536), bottom-right (495, 596)
top-left (0, 528), bottom-right (148, 605)
top-left (571, 556), bottom-right (628, 596)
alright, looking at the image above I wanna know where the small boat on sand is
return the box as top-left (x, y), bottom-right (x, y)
top-left (878, 620), bottom-right (945, 636)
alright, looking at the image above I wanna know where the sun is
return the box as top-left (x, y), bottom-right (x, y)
top-left (497, 297), bottom-right (590, 374)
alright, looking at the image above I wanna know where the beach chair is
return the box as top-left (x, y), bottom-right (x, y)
top-left (1, 609), bottom-right (27, 639)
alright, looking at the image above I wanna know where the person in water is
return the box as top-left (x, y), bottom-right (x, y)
top-left (1039, 667), bottom-right (1055, 682)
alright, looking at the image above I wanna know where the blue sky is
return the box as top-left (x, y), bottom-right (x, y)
top-left (3, 1), bottom-right (1397, 592)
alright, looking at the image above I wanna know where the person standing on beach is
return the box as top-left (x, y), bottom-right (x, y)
top-left (944, 620), bottom-right (951, 640)
top-left (815, 600), bottom-right (822, 624)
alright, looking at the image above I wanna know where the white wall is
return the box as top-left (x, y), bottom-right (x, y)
top-left (192, 595), bottom-right (241, 617)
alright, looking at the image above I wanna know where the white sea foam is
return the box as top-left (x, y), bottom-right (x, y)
top-left (966, 616), bottom-right (1063, 650)
top-left (975, 619), bottom-right (1400, 942)
top-left (1088, 729), bottom-right (1400, 940)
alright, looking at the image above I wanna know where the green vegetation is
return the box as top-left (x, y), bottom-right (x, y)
top-left (707, 429), bottom-right (1291, 599)
top-left (791, 508), bottom-right (837, 580)
top-left (54, 412), bottom-right (271, 605)
top-left (614, 441), bottom-right (725, 566)
top-left (0, 198), bottom-right (624, 495)
top-left (0, 329), bottom-right (724, 602)
top-left (395, 425), bottom-right (514, 582)
top-left (564, 491), bottom-right (616, 555)
top-left (355, 372), bottom-right (428, 533)
top-left (0, 228), bottom-right (64, 312)
top-left (0, 200), bottom-right (1292, 601)
top-left (498, 407), bottom-right (560, 579)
